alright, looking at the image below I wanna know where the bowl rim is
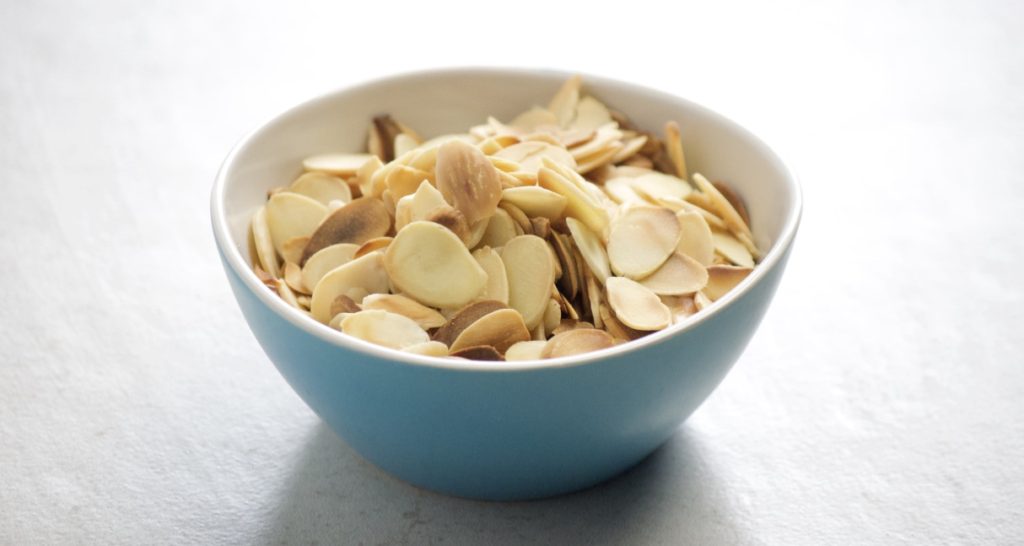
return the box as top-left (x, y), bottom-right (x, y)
top-left (211, 66), bottom-right (802, 372)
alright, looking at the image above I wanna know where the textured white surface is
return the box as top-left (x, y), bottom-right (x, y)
top-left (2, 0), bottom-right (1022, 544)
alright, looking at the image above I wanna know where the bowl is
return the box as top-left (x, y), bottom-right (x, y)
top-left (211, 68), bottom-right (801, 500)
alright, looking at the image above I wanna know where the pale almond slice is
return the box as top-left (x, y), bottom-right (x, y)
top-left (548, 75), bottom-right (581, 127)
top-left (538, 167), bottom-right (610, 238)
top-left (584, 265), bottom-right (602, 328)
top-left (353, 236), bottom-right (393, 258)
top-left (614, 165), bottom-right (657, 179)
top-left (251, 205), bottom-right (280, 278)
top-left (432, 300), bottom-right (508, 346)
top-left (500, 186), bottom-right (568, 220)
top-left (664, 121), bottom-right (688, 180)
top-left (605, 276), bottom-right (671, 331)
top-left (572, 95), bottom-right (613, 132)
top-left (603, 178), bottom-right (646, 205)
top-left (328, 312), bottom-right (351, 330)
top-left (464, 217), bottom-right (490, 249)
top-left (543, 298), bottom-right (561, 334)
top-left (569, 124), bottom-right (622, 161)
top-left (384, 221), bottom-right (487, 308)
top-left (630, 172), bottom-right (692, 201)
top-left (542, 157), bottom-right (613, 208)
top-left (661, 197), bottom-right (729, 231)
top-left (531, 216), bottom-right (551, 239)
top-left (519, 132), bottom-right (563, 147)
top-left (395, 180), bottom-right (449, 231)
top-left (684, 190), bottom-right (716, 211)
top-left (472, 247), bottom-right (510, 304)
top-left (694, 291), bottom-right (712, 310)
top-left (712, 231), bottom-right (755, 268)
top-left (489, 156), bottom-right (522, 173)
top-left (449, 345), bottom-right (504, 361)
top-left (277, 278), bottom-right (302, 309)
top-left (623, 155), bottom-right (654, 169)
top-left (551, 319), bottom-right (595, 335)
top-left (566, 217), bottom-right (611, 284)
top-left (510, 106), bottom-right (558, 131)
top-left (361, 293), bottom-right (447, 329)
top-left (449, 308), bottom-right (531, 353)
top-left (704, 265), bottom-right (753, 301)
top-left (301, 243), bottom-right (359, 294)
top-left (693, 173), bottom-right (753, 240)
top-left (289, 172), bottom-right (352, 206)
top-left (494, 141), bottom-right (577, 173)
top-left (283, 261), bottom-right (308, 294)
top-left (403, 340), bottom-right (449, 357)
top-left (676, 211), bottom-right (715, 266)
top-left (310, 251), bottom-right (389, 323)
top-left (711, 180), bottom-right (751, 227)
top-left (355, 155), bottom-right (384, 198)
top-left (599, 304), bottom-right (644, 341)
top-left (300, 197), bottom-right (390, 264)
top-left (265, 192), bottom-right (329, 256)
top-left (296, 295), bottom-right (312, 310)
top-left (575, 143), bottom-right (623, 175)
top-left (637, 252), bottom-right (708, 295)
top-left (394, 133), bottom-right (419, 158)
top-left (420, 134), bottom-right (474, 149)
top-left (303, 153), bottom-right (376, 177)
top-left (281, 235), bottom-right (310, 265)
top-left (435, 140), bottom-right (502, 224)
top-left (479, 208), bottom-right (518, 248)
top-left (339, 309), bottom-right (429, 350)
top-left (661, 294), bottom-right (698, 321)
top-left (385, 165), bottom-right (432, 200)
top-left (607, 205), bottom-right (681, 279)
top-left (497, 201), bottom-right (532, 235)
top-left (505, 340), bottom-right (547, 361)
top-left (541, 328), bottom-right (615, 358)
top-left (608, 135), bottom-right (648, 164)
top-left (501, 235), bottom-right (557, 330)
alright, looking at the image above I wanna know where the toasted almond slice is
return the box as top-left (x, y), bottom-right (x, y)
top-left (432, 300), bottom-right (507, 345)
top-left (384, 221), bottom-right (487, 308)
top-left (353, 236), bottom-right (393, 259)
top-left (403, 340), bottom-right (449, 357)
top-left (300, 197), bottom-right (390, 265)
top-left (283, 261), bottom-right (308, 294)
top-left (531, 217), bottom-right (551, 239)
top-left (251, 205), bottom-right (280, 278)
top-left (500, 186), bottom-right (568, 220)
top-left (361, 293), bottom-right (447, 329)
top-left (676, 211), bottom-right (715, 266)
top-left (339, 309), bottom-right (429, 349)
top-left (704, 265), bottom-right (753, 301)
top-left (449, 345), bottom-right (504, 361)
top-left (449, 308), bottom-right (531, 353)
top-left (289, 172), bottom-right (352, 206)
top-left (638, 253), bottom-right (708, 295)
top-left (552, 319), bottom-right (595, 335)
top-left (435, 140), bottom-right (502, 224)
top-left (265, 192), bottom-right (329, 256)
top-left (565, 217), bottom-right (611, 284)
top-left (472, 247), bottom-right (510, 304)
top-left (693, 173), bottom-right (752, 240)
top-left (664, 121), bottom-right (688, 180)
top-left (543, 298), bottom-right (561, 334)
top-left (281, 235), bottom-right (310, 265)
top-left (355, 155), bottom-right (384, 198)
top-left (253, 265), bottom-right (275, 287)
top-left (548, 232), bottom-right (579, 299)
top-left (479, 208), bottom-right (518, 248)
top-left (330, 294), bottom-right (361, 317)
top-left (494, 141), bottom-right (576, 174)
top-left (510, 106), bottom-right (558, 131)
top-left (599, 304), bottom-right (644, 341)
top-left (425, 206), bottom-right (470, 243)
top-left (609, 135), bottom-right (648, 164)
top-left (303, 153), bottom-right (376, 177)
top-left (385, 165), bottom-right (432, 200)
top-left (310, 251), bottom-right (389, 323)
top-left (502, 235), bottom-right (557, 330)
top-left (573, 95), bottom-right (612, 132)
top-left (505, 340), bottom-right (547, 361)
top-left (538, 167), bottom-right (610, 237)
top-left (548, 75), bottom-right (581, 127)
top-left (531, 323), bottom-right (546, 341)
top-left (541, 328), bottom-right (615, 358)
top-left (607, 205), bottom-right (681, 279)
top-left (712, 231), bottom-right (755, 268)
top-left (394, 133), bottom-right (419, 157)
top-left (301, 243), bottom-right (359, 293)
top-left (606, 277), bottom-right (671, 331)
top-left (630, 172), bottom-right (692, 201)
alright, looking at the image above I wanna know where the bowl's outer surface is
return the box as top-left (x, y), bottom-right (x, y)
top-left (213, 68), bottom-right (800, 500)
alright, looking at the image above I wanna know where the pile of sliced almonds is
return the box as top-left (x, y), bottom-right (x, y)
top-left (249, 76), bottom-right (760, 361)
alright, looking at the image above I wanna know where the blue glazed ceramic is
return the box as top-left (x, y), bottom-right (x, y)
top-left (211, 68), bottom-right (801, 500)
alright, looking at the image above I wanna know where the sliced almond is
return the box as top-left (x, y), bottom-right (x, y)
top-left (549, 232), bottom-right (580, 299)
top-left (384, 221), bottom-right (487, 308)
top-left (310, 251), bottom-right (389, 323)
top-left (541, 329), bottom-right (615, 358)
top-left (607, 205), bottom-right (681, 279)
top-left (566, 217), bottom-right (611, 284)
top-left (449, 308), bottom-right (531, 353)
top-left (330, 294), bottom-right (361, 317)
top-left (276, 278), bottom-right (301, 309)
top-left (403, 340), bottom-right (449, 357)
top-left (712, 231), bottom-right (755, 268)
top-left (712, 180), bottom-right (751, 227)
top-left (385, 165), bottom-right (432, 200)
top-left (531, 216), bottom-right (551, 239)
top-left (393, 133), bottom-right (419, 158)
top-left (281, 236), bottom-right (310, 265)
top-left (548, 74), bottom-right (581, 127)
top-left (251, 205), bottom-right (280, 278)
top-left (704, 265), bottom-right (753, 301)
top-left (361, 293), bottom-right (446, 329)
top-left (664, 121), bottom-right (688, 180)
top-left (426, 206), bottom-right (470, 243)
top-left (283, 261), bottom-right (308, 294)
top-left (300, 197), bottom-right (390, 265)
top-left (472, 247), bottom-right (509, 304)
top-left (265, 192), bottom-right (328, 256)
top-left (494, 141), bottom-right (576, 173)
top-left (449, 345), bottom-right (504, 361)
top-left (510, 106), bottom-right (558, 131)
top-left (569, 124), bottom-right (621, 162)
top-left (431, 300), bottom-right (507, 346)
top-left (339, 309), bottom-right (429, 350)
top-left (694, 291), bottom-right (712, 310)
top-left (630, 172), bottom-right (692, 201)
top-left (599, 304), bottom-right (644, 341)
top-left (354, 236), bottom-right (393, 259)
top-left (300, 243), bottom-right (359, 294)
top-left (539, 167), bottom-right (610, 238)
top-left (584, 266), bottom-right (602, 328)
top-left (303, 153), bottom-right (376, 177)
top-left (464, 217), bottom-right (490, 249)
top-left (435, 140), bottom-right (502, 224)
top-left (692, 173), bottom-right (753, 240)
top-left (608, 135), bottom-right (648, 164)
top-left (355, 155), bottom-right (384, 198)
top-left (289, 172), bottom-right (352, 206)
top-left (543, 298), bottom-right (561, 334)
top-left (603, 178), bottom-right (646, 205)
top-left (573, 95), bottom-right (612, 132)
top-left (661, 294), bottom-right (698, 322)
top-left (605, 276), bottom-right (671, 331)
top-left (637, 253), bottom-right (708, 295)
top-left (500, 186), bottom-right (568, 220)
top-left (501, 235), bottom-right (556, 330)
top-left (396, 180), bottom-right (449, 230)
top-left (505, 340), bottom-right (547, 361)
top-left (676, 211), bottom-right (715, 266)
top-left (497, 201), bottom-right (532, 235)
top-left (479, 207), bottom-right (518, 248)
top-left (551, 319), bottom-right (595, 335)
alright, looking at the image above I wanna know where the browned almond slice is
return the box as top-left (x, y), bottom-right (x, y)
top-left (310, 251), bottom-right (389, 323)
top-left (541, 328), bottom-right (615, 358)
top-left (281, 236), bottom-right (310, 265)
top-left (472, 247), bottom-right (509, 304)
top-left (664, 121), bottom-right (688, 180)
top-left (403, 340), bottom-right (449, 357)
top-left (630, 172), bottom-right (692, 201)
top-left (692, 173), bottom-right (752, 240)
top-left (253, 265), bottom-right (275, 287)
top-left (283, 261), bottom-right (308, 294)
top-left (599, 304), bottom-right (644, 341)
top-left (531, 323), bottom-right (546, 341)
top-left (573, 95), bottom-right (612, 132)
top-left (303, 153), bottom-right (376, 177)
top-left (265, 192), bottom-right (328, 255)
top-left (385, 165), bottom-right (432, 200)
top-left (354, 236), bottom-right (393, 259)
top-left (531, 217), bottom-right (551, 239)
top-left (551, 319), bottom-right (595, 335)
top-left (494, 141), bottom-right (576, 173)
top-left (339, 309), bottom-right (429, 349)
top-left (384, 221), bottom-right (487, 308)
top-left (510, 106), bottom-right (558, 131)
top-left (361, 293), bottom-right (446, 329)
top-left (435, 140), bottom-right (502, 224)
top-left (251, 205), bottom-right (280, 278)
top-left (300, 197), bottom-right (390, 265)
top-left (431, 300), bottom-right (507, 346)
top-left (607, 205), bottom-right (681, 279)
top-left (500, 186), bottom-right (568, 220)
top-left (502, 235), bottom-right (557, 330)
top-left (704, 265), bottom-right (753, 301)
top-left (565, 217), bottom-right (611, 284)
top-left (449, 345), bottom-right (504, 361)
top-left (425, 206), bottom-right (470, 243)
top-left (537, 164), bottom-right (610, 237)
top-left (606, 277), bottom-right (671, 331)
top-left (289, 172), bottom-right (352, 206)
top-left (549, 232), bottom-right (579, 299)
top-left (638, 253), bottom-right (708, 295)
top-left (676, 211), bottom-right (715, 266)
top-left (548, 74), bottom-right (582, 127)
top-left (449, 308), bottom-right (531, 353)
top-left (479, 208), bottom-right (518, 248)
top-left (330, 294), bottom-right (361, 317)
top-left (355, 155), bottom-right (384, 198)
top-left (301, 243), bottom-right (359, 293)
top-left (712, 231), bottom-right (755, 268)
top-left (505, 340), bottom-right (547, 361)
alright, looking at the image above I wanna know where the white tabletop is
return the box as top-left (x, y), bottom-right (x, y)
top-left (3, 1), bottom-right (1022, 544)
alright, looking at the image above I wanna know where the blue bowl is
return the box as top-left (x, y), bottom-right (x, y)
top-left (211, 68), bottom-right (801, 500)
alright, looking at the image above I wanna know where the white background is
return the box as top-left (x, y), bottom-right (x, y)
top-left (2, 0), bottom-right (1022, 544)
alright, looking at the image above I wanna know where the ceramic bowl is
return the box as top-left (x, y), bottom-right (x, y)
top-left (211, 68), bottom-right (801, 500)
